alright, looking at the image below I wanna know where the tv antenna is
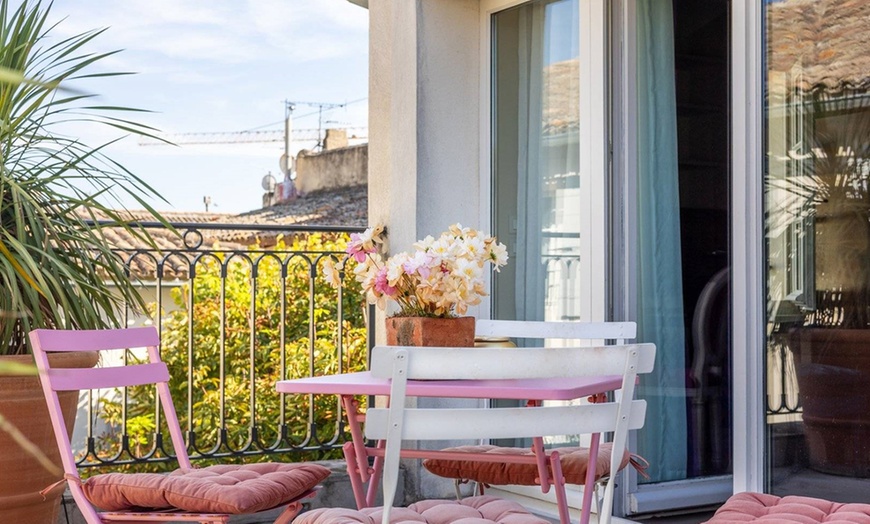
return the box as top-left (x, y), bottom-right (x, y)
top-left (285, 100), bottom-right (348, 151)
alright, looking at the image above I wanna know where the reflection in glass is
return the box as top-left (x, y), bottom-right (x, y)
top-left (491, 0), bottom-right (580, 326)
top-left (766, 0), bottom-right (870, 499)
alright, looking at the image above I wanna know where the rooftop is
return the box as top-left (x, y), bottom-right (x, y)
top-left (768, 0), bottom-right (870, 95)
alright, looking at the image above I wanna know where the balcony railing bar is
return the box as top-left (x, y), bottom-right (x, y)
top-left (87, 220), bottom-right (364, 234)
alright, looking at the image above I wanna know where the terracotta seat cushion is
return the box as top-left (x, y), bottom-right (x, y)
top-left (422, 443), bottom-right (630, 486)
top-left (293, 495), bottom-right (549, 524)
top-left (704, 492), bottom-right (870, 523)
top-left (82, 462), bottom-right (330, 514)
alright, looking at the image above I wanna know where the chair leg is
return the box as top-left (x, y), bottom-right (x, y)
top-left (274, 501), bottom-right (303, 524)
top-left (550, 452), bottom-right (572, 524)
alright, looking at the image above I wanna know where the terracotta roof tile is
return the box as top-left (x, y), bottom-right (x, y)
top-left (543, 59), bottom-right (579, 136)
top-left (223, 184), bottom-right (367, 245)
top-left (79, 185), bottom-right (367, 278)
top-left (768, 0), bottom-right (870, 95)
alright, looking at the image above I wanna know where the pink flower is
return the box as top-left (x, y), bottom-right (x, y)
top-left (374, 267), bottom-right (397, 296)
top-left (402, 251), bottom-right (434, 279)
top-left (346, 233), bottom-right (374, 263)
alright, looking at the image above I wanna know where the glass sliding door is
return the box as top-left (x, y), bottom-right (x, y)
top-left (765, 0), bottom-right (870, 501)
top-left (486, 0), bottom-right (733, 516)
top-left (621, 0), bottom-right (732, 515)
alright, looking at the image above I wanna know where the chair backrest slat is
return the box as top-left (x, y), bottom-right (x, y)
top-left (47, 362), bottom-right (170, 391)
top-left (370, 338), bottom-right (655, 524)
top-left (475, 319), bottom-right (637, 341)
top-left (30, 327), bottom-right (160, 352)
top-left (370, 344), bottom-right (655, 381)
top-left (366, 400), bottom-right (647, 441)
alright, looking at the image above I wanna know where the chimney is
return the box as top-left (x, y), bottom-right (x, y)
top-left (323, 128), bottom-right (348, 150)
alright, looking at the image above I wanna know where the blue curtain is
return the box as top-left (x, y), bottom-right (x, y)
top-left (635, 0), bottom-right (688, 483)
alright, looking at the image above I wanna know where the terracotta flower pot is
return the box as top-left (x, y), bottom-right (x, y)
top-left (385, 316), bottom-right (476, 347)
top-left (790, 328), bottom-right (870, 477)
top-left (0, 351), bottom-right (99, 524)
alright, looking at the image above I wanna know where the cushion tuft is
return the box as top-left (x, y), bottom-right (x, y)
top-left (704, 492), bottom-right (870, 523)
top-left (293, 495), bottom-right (549, 524)
top-left (82, 462), bottom-right (330, 514)
top-left (422, 443), bottom-right (629, 486)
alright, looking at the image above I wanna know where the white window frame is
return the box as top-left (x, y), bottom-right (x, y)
top-left (478, 0), bottom-right (608, 324)
top-left (731, 0), bottom-right (765, 494)
top-left (614, 0), bottom-right (735, 515)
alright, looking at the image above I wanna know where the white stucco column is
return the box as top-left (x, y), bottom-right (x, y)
top-left (367, 0), bottom-right (484, 503)
top-left (368, 0), bottom-right (482, 253)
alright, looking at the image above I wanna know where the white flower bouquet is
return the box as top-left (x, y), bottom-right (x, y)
top-left (325, 224), bottom-right (508, 317)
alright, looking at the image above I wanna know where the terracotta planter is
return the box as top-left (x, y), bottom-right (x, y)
top-left (0, 351), bottom-right (99, 524)
top-left (790, 328), bottom-right (870, 477)
top-left (385, 316), bottom-right (476, 347)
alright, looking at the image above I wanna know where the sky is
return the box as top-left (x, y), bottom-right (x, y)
top-left (40, 1), bottom-right (369, 214)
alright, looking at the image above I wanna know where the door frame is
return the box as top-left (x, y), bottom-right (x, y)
top-left (730, 0), bottom-right (765, 494)
top-left (614, 0), bottom-right (735, 514)
top-left (478, 0), bottom-right (763, 515)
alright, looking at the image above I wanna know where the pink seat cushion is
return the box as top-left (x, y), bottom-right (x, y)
top-left (82, 462), bottom-right (330, 514)
top-left (704, 492), bottom-right (870, 523)
top-left (293, 495), bottom-right (549, 524)
top-left (422, 443), bottom-right (630, 486)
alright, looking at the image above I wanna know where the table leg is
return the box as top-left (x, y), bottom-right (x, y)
top-left (529, 400), bottom-right (552, 494)
top-left (341, 396), bottom-right (372, 483)
top-left (366, 439), bottom-right (386, 508)
top-left (550, 451), bottom-right (571, 524)
top-left (342, 442), bottom-right (368, 509)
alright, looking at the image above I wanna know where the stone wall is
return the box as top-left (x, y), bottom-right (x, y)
top-left (294, 143), bottom-right (368, 196)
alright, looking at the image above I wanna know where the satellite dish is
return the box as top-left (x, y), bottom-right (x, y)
top-left (261, 173), bottom-right (277, 192)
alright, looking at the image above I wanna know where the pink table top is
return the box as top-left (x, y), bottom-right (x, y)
top-left (276, 371), bottom-right (623, 400)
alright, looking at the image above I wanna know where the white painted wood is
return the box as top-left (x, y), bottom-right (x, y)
top-left (370, 344), bottom-right (656, 380)
top-left (475, 319), bottom-right (637, 340)
top-left (366, 401), bottom-right (647, 441)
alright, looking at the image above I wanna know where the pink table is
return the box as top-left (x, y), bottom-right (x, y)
top-left (276, 371), bottom-right (622, 509)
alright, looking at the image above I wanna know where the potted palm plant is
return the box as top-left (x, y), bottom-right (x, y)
top-left (0, 1), bottom-right (172, 521)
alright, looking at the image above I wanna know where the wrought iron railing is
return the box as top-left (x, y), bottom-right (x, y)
top-left (76, 221), bottom-right (374, 470)
top-left (766, 333), bottom-right (802, 416)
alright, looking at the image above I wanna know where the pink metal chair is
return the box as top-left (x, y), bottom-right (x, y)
top-left (30, 327), bottom-right (330, 524)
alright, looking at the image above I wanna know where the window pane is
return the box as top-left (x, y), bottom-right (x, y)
top-left (765, 0), bottom-right (870, 500)
top-left (491, 0), bottom-right (580, 325)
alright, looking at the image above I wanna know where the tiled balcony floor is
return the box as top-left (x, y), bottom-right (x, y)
top-left (772, 467), bottom-right (870, 503)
